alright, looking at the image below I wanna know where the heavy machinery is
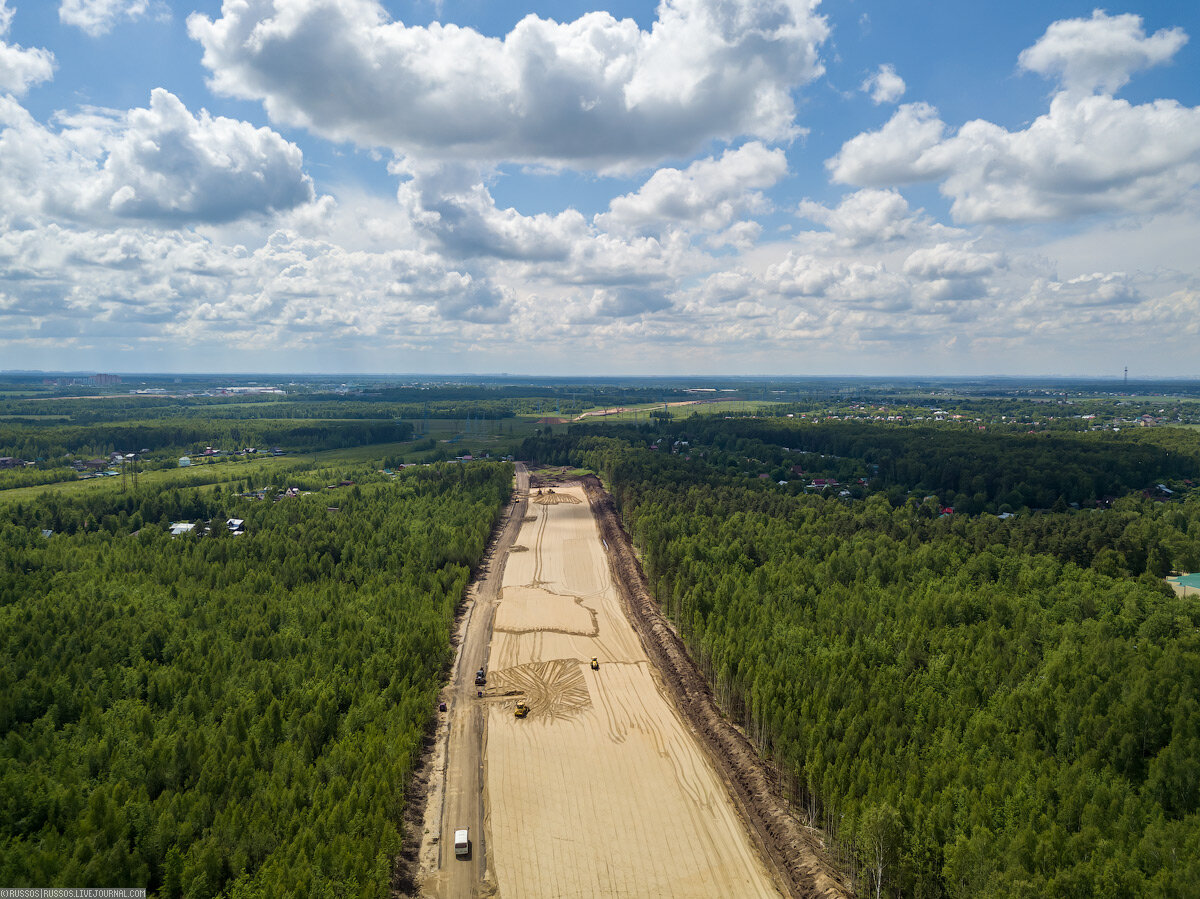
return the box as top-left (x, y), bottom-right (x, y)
top-left (514, 699), bottom-right (529, 718)
top-left (590, 657), bottom-right (599, 670)
top-left (474, 668), bottom-right (486, 686)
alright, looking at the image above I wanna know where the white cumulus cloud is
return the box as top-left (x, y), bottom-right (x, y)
top-left (902, 243), bottom-right (1001, 280)
top-left (861, 63), bottom-right (905, 104)
top-left (0, 0), bottom-right (54, 95)
top-left (1022, 271), bottom-right (1141, 311)
top-left (829, 93), bottom-right (1200, 222)
top-left (59, 0), bottom-right (152, 36)
top-left (826, 102), bottom-right (947, 186)
top-left (1018, 9), bottom-right (1187, 95)
top-left (828, 11), bottom-right (1200, 224)
top-left (598, 142), bottom-right (788, 233)
top-left (797, 188), bottom-right (949, 246)
top-left (0, 88), bottom-right (315, 225)
top-left (394, 160), bottom-right (588, 261)
top-left (188, 0), bottom-right (828, 171)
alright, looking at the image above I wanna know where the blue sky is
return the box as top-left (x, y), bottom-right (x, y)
top-left (1, 0), bottom-right (1199, 376)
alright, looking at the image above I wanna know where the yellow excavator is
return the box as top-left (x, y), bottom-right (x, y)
top-left (514, 699), bottom-right (529, 718)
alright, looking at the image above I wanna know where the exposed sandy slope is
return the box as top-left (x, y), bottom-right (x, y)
top-left (483, 484), bottom-right (783, 899)
top-left (584, 479), bottom-right (849, 899)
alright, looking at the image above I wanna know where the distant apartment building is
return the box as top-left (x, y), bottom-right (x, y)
top-left (43, 373), bottom-right (122, 387)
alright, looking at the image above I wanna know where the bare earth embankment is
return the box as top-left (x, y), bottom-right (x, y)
top-left (582, 476), bottom-right (849, 899)
top-left (412, 471), bottom-right (847, 898)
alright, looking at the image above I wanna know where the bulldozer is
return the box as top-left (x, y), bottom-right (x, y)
top-left (513, 699), bottom-right (529, 719)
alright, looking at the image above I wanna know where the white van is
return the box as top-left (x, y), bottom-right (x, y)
top-left (454, 828), bottom-right (470, 858)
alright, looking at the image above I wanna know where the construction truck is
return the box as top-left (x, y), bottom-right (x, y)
top-left (514, 699), bottom-right (529, 718)
top-left (474, 668), bottom-right (486, 686)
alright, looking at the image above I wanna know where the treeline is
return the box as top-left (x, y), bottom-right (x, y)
top-left (525, 432), bottom-right (1200, 898)
top-left (751, 420), bottom-right (1200, 508)
top-left (0, 467), bottom-right (79, 491)
top-left (769, 398), bottom-right (1196, 428)
top-left (0, 462), bottom-right (513, 896)
top-left (0, 418), bottom-right (414, 462)
top-left (0, 382), bottom-right (703, 425)
top-left (0, 398), bottom-right (518, 425)
top-left (535, 419), bottom-right (1200, 512)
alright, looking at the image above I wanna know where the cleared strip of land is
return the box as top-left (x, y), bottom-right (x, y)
top-left (481, 484), bottom-right (783, 898)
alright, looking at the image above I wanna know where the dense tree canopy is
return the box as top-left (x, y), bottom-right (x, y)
top-left (526, 430), bottom-right (1200, 898)
top-left (0, 461), bottom-right (512, 897)
top-left (530, 418), bottom-right (1200, 514)
top-left (0, 418), bottom-right (414, 462)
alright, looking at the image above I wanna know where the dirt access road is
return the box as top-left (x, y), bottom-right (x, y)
top-left (416, 462), bottom-right (529, 898)
top-left (417, 473), bottom-right (808, 898)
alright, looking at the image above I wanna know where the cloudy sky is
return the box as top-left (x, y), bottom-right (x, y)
top-left (1, 0), bottom-right (1198, 376)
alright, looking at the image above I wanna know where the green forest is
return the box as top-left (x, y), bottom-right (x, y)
top-left (525, 425), bottom-right (1200, 898)
top-left (0, 417), bottom-right (414, 462)
top-left (0, 461), bottom-right (512, 897)
top-left (533, 417), bottom-right (1200, 514)
top-left (4, 375), bottom-right (1200, 898)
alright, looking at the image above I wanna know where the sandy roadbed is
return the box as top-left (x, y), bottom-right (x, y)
top-left (483, 484), bottom-right (784, 898)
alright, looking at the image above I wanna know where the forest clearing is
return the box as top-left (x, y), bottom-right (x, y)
top-left (421, 479), bottom-right (806, 898)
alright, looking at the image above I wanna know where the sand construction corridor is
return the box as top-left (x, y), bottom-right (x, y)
top-left (480, 485), bottom-right (783, 898)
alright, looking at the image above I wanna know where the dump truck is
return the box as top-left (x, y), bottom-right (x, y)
top-left (454, 828), bottom-right (470, 858)
top-left (514, 700), bottom-right (529, 718)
